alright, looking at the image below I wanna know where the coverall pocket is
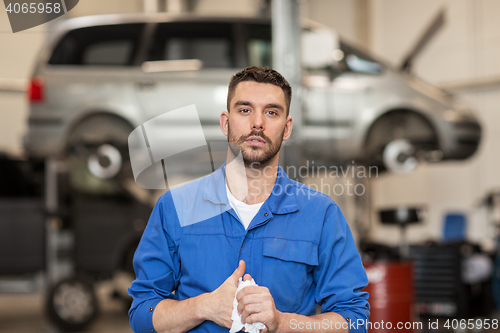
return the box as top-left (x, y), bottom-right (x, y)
top-left (261, 238), bottom-right (318, 312)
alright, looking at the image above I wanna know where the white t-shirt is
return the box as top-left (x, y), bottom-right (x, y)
top-left (226, 183), bottom-right (264, 230)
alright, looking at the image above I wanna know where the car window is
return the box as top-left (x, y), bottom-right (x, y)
top-left (84, 40), bottom-right (132, 65)
top-left (246, 23), bottom-right (272, 67)
top-left (48, 23), bottom-right (145, 66)
top-left (147, 22), bottom-right (234, 68)
top-left (339, 42), bottom-right (383, 74)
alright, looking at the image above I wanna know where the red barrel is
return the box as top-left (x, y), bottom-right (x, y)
top-left (363, 261), bottom-right (414, 332)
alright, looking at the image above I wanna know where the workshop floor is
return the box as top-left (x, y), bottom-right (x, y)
top-left (0, 280), bottom-right (132, 333)
top-left (2, 281), bottom-right (500, 333)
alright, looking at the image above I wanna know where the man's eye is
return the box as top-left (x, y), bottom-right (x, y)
top-left (240, 109), bottom-right (250, 113)
top-left (267, 110), bottom-right (278, 116)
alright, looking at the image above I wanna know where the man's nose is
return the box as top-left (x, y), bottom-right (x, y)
top-left (251, 112), bottom-right (264, 130)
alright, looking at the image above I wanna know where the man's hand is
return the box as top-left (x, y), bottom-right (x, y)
top-left (237, 274), bottom-right (282, 333)
top-left (201, 260), bottom-right (246, 329)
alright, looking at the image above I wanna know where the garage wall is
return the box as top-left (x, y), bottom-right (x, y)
top-left (368, 0), bottom-right (500, 249)
top-left (301, 0), bottom-right (358, 44)
top-left (194, 0), bottom-right (257, 15)
top-left (66, 0), bottom-right (143, 17)
top-left (0, 5), bottom-right (47, 155)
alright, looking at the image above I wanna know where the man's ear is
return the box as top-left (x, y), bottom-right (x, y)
top-left (282, 116), bottom-right (293, 141)
top-left (220, 111), bottom-right (229, 137)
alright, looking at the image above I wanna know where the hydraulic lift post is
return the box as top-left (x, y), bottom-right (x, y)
top-left (44, 158), bottom-right (74, 287)
top-left (272, 0), bottom-right (303, 178)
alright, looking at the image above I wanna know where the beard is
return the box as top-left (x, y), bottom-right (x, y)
top-left (227, 124), bottom-right (285, 168)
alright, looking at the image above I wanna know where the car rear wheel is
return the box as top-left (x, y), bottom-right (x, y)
top-left (87, 143), bottom-right (123, 179)
top-left (66, 115), bottom-right (133, 194)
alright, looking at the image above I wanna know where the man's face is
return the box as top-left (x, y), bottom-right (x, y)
top-left (221, 81), bottom-right (292, 168)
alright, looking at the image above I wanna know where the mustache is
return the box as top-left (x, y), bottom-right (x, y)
top-left (238, 130), bottom-right (271, 144)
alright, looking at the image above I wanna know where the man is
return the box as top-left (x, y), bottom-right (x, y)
top-left (128, 66), bottom-right (370, 333)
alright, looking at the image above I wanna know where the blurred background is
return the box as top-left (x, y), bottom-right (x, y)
top-left (1, 0), bottom-right (500, 332)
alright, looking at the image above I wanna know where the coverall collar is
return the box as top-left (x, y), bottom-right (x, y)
top-left (202, 162), bottom-right (299, 215)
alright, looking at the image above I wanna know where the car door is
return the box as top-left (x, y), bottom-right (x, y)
top-left (132, 20), bottom-right (244, 180)
top-left (134, 21), bottom-right (238, 142)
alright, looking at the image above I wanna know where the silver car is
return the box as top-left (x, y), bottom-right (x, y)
top-left (24, 13), bottom-right (481, 185)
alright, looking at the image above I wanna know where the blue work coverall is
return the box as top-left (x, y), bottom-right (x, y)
top-left (129, 164), bottom-right (370, 333)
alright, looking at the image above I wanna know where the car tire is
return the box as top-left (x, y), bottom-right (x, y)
top-left (46, 277), bottom-right (98, 332)
top-left (66, 115), bottom-right (134, 194)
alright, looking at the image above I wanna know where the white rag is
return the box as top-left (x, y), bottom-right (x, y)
top-left (229, 278), bottom-right (266, 333)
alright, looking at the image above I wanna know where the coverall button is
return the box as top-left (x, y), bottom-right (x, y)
top-left (264, 212), bottom-right (268, 216)
top-left (149, 307), bottom-right (153, 311)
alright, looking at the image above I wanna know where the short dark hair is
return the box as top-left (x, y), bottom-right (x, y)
top-left (227, 66), bottom-right (292, 116)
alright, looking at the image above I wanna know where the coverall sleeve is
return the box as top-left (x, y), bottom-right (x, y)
top-left (313, 203), bottom-right (370, 333)
top-left (128, 194), bottom-right (181, 333)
